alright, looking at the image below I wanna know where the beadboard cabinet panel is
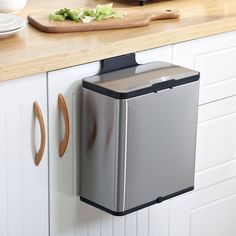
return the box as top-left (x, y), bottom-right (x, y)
top-left (48, 61), bottom-right (100, 236)
top-left (0, 74), bottom-right (48, 236)
top-left (149, 201), bottom-right (170, 236)
top-left (137, 208), bottom-right (149, 236)
top-left (0, 106), bottom-right (7, 236)
top-left (125, 212), bottom-right (136, 236)
top-left (48, 45), bottom-right (172, 236)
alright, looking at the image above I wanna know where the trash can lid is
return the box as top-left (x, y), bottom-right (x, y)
top-left (82, 61), bottom-right (200, 99)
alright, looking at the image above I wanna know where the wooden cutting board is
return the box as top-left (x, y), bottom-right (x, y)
top-left (27, 9), bottom-right (180, 33)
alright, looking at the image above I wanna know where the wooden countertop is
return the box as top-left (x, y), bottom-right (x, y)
top-left (1, 0), bottom-right (236, 81)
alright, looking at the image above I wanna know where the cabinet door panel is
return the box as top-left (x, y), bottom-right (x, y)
top-left (49, 46), bottom-right (172, 236)
top-left (149, 201), bottom-right (169, 236)
top-left (170, 177), bottom-right (236, 236)
top-left (196, 96), bottom-right (236, 172)
top-left (173, 31), bottom-right (236, 69)
top-left (87, 206), bottom-right (101, 236)
top-left (0, 74), bottom-right (48, 236)
top-left (195, 159), bottom-right (236, 190)
top-left (113, 216), bottom-right (125, 236)
top-left (125, 213), bottom-right (136, 236)
top-left (173, 30), bottom-right (236, 104)
top-left (172, 32), bottom-right (236, 236)
top-left (137, 209), bottom-right (148, 236)
top-left (191, 194), bottom-right (236, 236)
top-left (100, 211), bottom-right (113, 236)
top-left (200, 77), bottom-right (236, 105)
top-left (195, 47), bottom-right (236, 87)
top-left (48, 62), bottom-right (101, 236)
top-left (198, 95), bottom-right (236, 123)
top-left (0, 109), bottom-right (7, 236)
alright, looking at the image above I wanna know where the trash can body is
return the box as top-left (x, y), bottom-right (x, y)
top-left (80, 61), bottom-right (200, 216)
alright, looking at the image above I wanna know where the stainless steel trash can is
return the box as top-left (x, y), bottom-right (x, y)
top-left (80, 57), bottom-right (200, 216)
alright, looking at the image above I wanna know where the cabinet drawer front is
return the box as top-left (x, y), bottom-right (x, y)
top-left (196, 96), bottom-right (236, 172)
top-left (199, 78), bottom-right (236, 105)
top-left (198, 95), bottom-right (236, 123)
top-left (173, 30), bottom-right (236, 104)
top-left (196, 47), bottom-right (236, 104)
top-left (195, 47), bottom-right (236, 87)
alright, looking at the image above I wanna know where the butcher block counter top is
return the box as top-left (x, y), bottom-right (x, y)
top-left (1, 0), bottom-right (236, 81)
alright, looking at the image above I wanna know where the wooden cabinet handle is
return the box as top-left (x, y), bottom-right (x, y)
top-left (58, 94), bottom-right (70, 157)
top-left (33, 102), bottom-right (46, 166)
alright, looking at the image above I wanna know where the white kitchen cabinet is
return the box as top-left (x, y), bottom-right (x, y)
top-left (173, 30), bottom-right (236, 105)
top-left (169, 95), bottom-right (236, 236)
top-left (48, 45), bottom-right (172, 236)
top-left (170, 32), bottom-right (236, 236)
top-left (169, 177), bottom-right (236, 236)
top-left (173, 31), bottom-right (236, 187)
top-left (196, 96), bottom-right (236, 172)
top-left (0, 74), bottom-right (48, 236)
top-left (136, 45), bottom-right (172, 64)
top-left (48, 61), bottom-right (100, 236)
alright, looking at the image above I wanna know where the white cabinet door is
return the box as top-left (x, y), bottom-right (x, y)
top-left (169, 177), bottom-right (236, 236)
top-left (172, 32), bottom-right (236, 236)
top-left (48, 45), bottom-right (172, 236)
top-left (173, 30), bottom-right (236, 104)
top-left (196, 96), bottom-right (236, 173)
top-left (48, 62), bottom-right (100, 236)
top-left (0, 74), bottom-right (48, 236)
top-left (169, 93), bottom-right (236, 236)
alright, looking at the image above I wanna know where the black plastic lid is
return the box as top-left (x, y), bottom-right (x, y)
top-left (83, 61), bottom-right (200, 99)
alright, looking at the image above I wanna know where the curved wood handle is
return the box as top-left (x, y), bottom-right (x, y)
top-left (149, 9), bottom-right (180, 21)
top-left (33, 102), bottom-right (46, 166)
top-left (58, 93), bottom-right (70, 157)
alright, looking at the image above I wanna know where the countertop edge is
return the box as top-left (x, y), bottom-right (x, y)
top-left (2, 15), bottom-right (236, 82)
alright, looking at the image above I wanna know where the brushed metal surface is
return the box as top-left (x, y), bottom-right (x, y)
top-left (116, 99), bottom-right (128, 212)
top-left (124, 81), bottom-right (199, 210)
top-left (80, 88), bottom-right (120, 211)
top-left (80, 65), bottom-right (199, 214)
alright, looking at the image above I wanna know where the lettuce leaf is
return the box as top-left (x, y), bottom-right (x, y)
top-left (48, 3), bottom-right (126, 23)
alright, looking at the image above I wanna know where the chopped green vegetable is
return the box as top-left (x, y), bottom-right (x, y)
top-left (48, 3), bottom-right (126, 23)
top-left (48, 14), bottom-right (65, 21)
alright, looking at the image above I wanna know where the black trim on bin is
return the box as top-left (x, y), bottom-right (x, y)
top-left (80, 186), bottom-right (194, 216)
top-left (100, 53), bottom-right (139, 74)
top-left (82, 74), bottom-right (199, 100)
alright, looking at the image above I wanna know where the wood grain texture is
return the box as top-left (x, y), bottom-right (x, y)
top-left (58, 93), bottom-right (70, 158)
top-left (33, 101), bottom-right (46, 166)
top-left (27, 9), bottom-right (179, 33)
top-left (2, 0), bottom-right (236, 81)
